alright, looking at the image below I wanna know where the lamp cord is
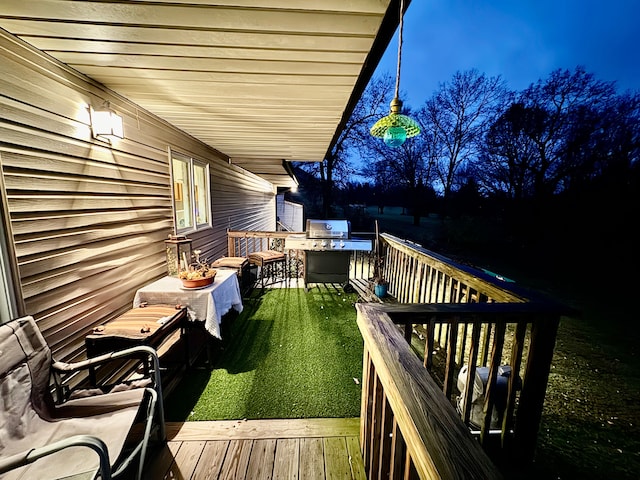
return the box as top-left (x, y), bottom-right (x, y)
top-left (394, 0), bottom-right (404, 100)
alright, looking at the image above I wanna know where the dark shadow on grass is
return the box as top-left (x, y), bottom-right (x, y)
top-left (163, 368), bottom-right (211, 421)
top-left (163, 291), bottom-right (274, 420)
top-left (215, 310), bottom-right (274, 375)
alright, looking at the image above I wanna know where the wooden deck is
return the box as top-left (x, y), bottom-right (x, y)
top-left (144, 418), bottom-right (365, 480)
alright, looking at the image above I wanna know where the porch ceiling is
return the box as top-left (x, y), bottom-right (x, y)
top-left (0, 0), bottom-right (402, 188)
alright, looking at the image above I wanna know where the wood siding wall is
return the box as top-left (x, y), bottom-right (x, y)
top-left (0, 30), bottom-right (276, 361)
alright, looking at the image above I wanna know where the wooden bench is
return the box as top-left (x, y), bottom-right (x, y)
top-left (349, 278), bottom-right (396, 304)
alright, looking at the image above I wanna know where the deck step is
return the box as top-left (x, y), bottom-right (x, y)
top-left (166, 417), bottom-right (360, 441)
top-left (146, 418), bottom-right (365, 480)
top-left (349, 278), bottom-right (396, 303)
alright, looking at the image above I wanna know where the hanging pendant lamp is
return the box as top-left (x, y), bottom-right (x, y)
top-left (370, 0), bottom-right (420, 147)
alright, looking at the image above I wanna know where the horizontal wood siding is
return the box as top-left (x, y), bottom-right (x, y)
top-left (0, 30), bottom-right (277, 361)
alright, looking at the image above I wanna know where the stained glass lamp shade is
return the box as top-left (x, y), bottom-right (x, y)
top-left (370, 98), bottom-right (421, 147)
top-left (370, 0), bottom-right (420, 147)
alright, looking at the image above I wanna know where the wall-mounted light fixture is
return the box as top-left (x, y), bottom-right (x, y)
top-left (370, 0), bottom-right (420, 147)
top-left (90, 101), bottom-right (124, 142)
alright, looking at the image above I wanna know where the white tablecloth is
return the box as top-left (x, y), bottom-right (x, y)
top-left (132, 269), bottom-right (243, 339)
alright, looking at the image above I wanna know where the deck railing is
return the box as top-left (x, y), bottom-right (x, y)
top-left (357, 303), bottom-right (502, 479)
top-left (227, 229), bottom-right (303, 257)
top-left (372, 233), bottom-right (570, 468)
top-left (226, 229), bottom-right (375, 283)
top-left (225, 229), bottom-right (569, 471)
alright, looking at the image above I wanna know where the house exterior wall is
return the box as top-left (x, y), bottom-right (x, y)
top-left (0, 30), bottom-right (276, 360)
top-left (276, 195), bottom-right (304, 232)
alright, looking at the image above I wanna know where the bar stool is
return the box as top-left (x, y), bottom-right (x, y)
top-left (210, 256), bottom-right (251, 294)
top-left (248, 250), bottom-right (287, 288)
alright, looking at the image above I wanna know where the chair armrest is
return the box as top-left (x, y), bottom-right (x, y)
top-left (52, 345), bottom-right (163, 408)
top-left (0, 435), bottom-right (112, 479)
top-left (52, 345), bottom-right (160, 374)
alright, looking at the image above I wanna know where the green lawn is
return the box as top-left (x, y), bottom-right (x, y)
top-left (164, 286), bottom-right (363, 421)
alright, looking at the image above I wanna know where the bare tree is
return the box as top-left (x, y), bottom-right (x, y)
top-left (296, 74), bottom-right (394, 217)
top-left (477, 102), bottom-right (542, 199)
top-left (362, 112), bottom-right (437, 225)
top-left (514, 66), bottom-right (618, 199)
top-left (477, 67), bottom-right (629, 203)
top-left (420, 69), bottom-right (508, 214)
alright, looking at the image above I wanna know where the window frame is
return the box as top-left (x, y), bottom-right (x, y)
top-left (169, 149), bottom-right (211, 234)
top-left (192, 159), bottom-right (211, 228)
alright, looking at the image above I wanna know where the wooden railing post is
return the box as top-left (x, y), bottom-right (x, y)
top-left (513, 314), bottom-right (560, 463)
top-left (460, 320), bottom-right (481, 424)
top-left (360, 349), bottom-right (373, 469)
top-left (368, 374), bottom-right (384, 476)
top-left (481, 321), bottom-right (506, 447)
top-left (502, 321), bottom-right (528, 449)
top-left (389, 419), bottom-right (406, 480)
top-left (443, 316), bottom-right (459, 398)
top-left (357, 304), bottom-right (503, 480)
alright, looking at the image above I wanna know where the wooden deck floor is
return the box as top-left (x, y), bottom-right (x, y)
top-left (144, 418), bottom-right (366, 480)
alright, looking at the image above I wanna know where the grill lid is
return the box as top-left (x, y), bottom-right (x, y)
top-left (306, 219), bottom-right (350, 239)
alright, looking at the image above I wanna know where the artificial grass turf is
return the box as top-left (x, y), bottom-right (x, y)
top-left (164, 286), bottom-right (364, 421)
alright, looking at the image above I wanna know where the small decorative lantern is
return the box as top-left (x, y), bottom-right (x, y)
top-left (165, 235), bottom-right (192, 277)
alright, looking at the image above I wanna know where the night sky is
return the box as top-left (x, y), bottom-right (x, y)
top-left (375, 0), bottom-right (640, 107)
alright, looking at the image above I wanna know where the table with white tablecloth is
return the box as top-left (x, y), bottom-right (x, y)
top-left (133, 269), bottom-right (243, 339)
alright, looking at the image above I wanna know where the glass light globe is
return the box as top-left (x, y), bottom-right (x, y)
top-left (383, 126), bottom-right (407, 147)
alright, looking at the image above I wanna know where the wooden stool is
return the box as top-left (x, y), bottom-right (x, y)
top-left (211, 256), bottom-right (251, 293)
top-left (248, 250), bottom-right (286, 288)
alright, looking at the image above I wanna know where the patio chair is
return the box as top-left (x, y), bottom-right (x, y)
top-left (0, 315), bottom-right (165, 480)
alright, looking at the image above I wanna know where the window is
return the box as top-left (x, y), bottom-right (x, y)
top-left (193, 162), bottom-right (209, 225)
top-left (170, 151), bottom-right (211, 232)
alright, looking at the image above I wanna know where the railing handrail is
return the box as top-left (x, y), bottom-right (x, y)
top-left (357, 303), bottom-right (503, 479)
top-left (226, 230), bottom-right (305, 257)
top-left (227, 230), bottom-right (305, 238)
top-left (381, 233), bottom-right (529, 303)
top-left (380, 301), bottom-right (575, 318)
top-left (373, 232), bottom-right (572, 469)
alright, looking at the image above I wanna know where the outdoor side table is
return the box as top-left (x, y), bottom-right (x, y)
top-left (132, 270), bottom-right (243, 340)
top-left (85, 304), bottom-right (188, 385)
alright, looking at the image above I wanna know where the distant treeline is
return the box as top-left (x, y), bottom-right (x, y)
top-left (292, 67), bottom-right (639, 269)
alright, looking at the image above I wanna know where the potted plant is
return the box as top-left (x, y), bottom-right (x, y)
top-left (178, 249), bottom-right (217, 288)
top-left (371, 220), bottom-right (388, 298)
top-left (373, 270), bottom-right (388, 298)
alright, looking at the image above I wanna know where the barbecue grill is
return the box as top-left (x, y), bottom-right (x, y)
top-left (284, 219), bottom-right (372, 288)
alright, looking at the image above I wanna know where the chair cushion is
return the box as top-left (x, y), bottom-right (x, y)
top-left (211, 256), bottom-right (249, 268)
top-left (248, 250), bottom-right (285, 266)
